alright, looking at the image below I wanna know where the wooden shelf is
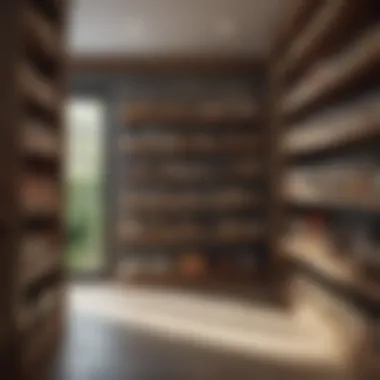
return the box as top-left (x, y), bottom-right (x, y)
top-left (119, 222), bottom-right (262, 246)
top-left (24, 123), bottom-right (60, 159)
top-left (284, 96), bottom-right (380, 156)
top-left (123, 192), bottom-right (260, 213)
top-left (285, 167), bottom-right (380, 212)
top-left (23, 3), bottom-right (61, 62)
top-left (124, 102), bottom-right (258, 125)
top-left (119, 93), bottom-right (266, 283)
top-left (20, 257), bottom-right (60, 289)
top-left (292, 275), bottom-right (375, 358)
top-left (125, 114), bottom-right (259, 126)
top-left (285, 187), bottom-right (380, 213)
top-left (283, 0), bottom-right (361, 76)
top-left (19, 63), bottom-right (58, 113)
top-left (20, 235), bottom-right (59, 287)
top-left (119, 78), bottom-right (265, 284)
top-left (120, 135), bottom-right (260, 155)
top-left (273, 1), bottom-right (379, 373)
top-left (127, 162), bottom-right (261, 184)
top-left (285, 233), bottom-right (380, 301)
top-left (22, 176), bottom-right (58, 216)
top-left (0, 0), bottom-right (65, 377)
top-left (274, 1), bottom-right (322, 55)
top-left (282, 24), bottom-right (380, 116)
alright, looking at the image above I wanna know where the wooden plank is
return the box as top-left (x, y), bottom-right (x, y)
top-left (123, 192), bottom-right (261, 213)
top-left (271, 0), bottom-right (321, 59)
top-left (72, 55), bottom-right (264, 75)
top-left (120, 135), bottom-right (261, 155)
top-left (24, 122), bottom-right (60, 159)
top-left (285, 163), bottom-right (380, 212)
top-left (283, 24), bottom-right (380, 116)
top-left (291, 274), bottom-right (375, 362)
top-left (20, 235), bottom-right (61, 288)
top-left (19, 62), bottom-right (59, 113)
top-left (285, 185), bottom-right (380, 213)
top-left (283, 0), bottom-right (366, 77)
top-left (284, 96), bottom-right (380, 156)
top-left (124, 102), bottom-right (258, 125)
top-left (285, 233), bottom-right (380, 301)
top-left (23, 3), bottom-right (61, 63)
top-left (126, 162), bottom-right (262, 184)
top-left (119, 222), bottom-right (263, 246)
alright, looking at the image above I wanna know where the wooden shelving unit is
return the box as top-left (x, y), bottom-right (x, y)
top-left (119, 220), bottom-right (262, 246)
top-left (126, 161), bottom-right (261, 184)
top-left (120, 134), bottom-right (260, 156)
top-left (118, 101), bottom-right (266, 283)
top-left (24, 121), bottom-right (60, 159)
top-left (123, 102), bottom-right (258, 125)
top-left (285, 163), bottom-right (380, 212)
top-left (0, 0), bottom-right (66, 378)
top-left (123, 191), bottom-right (261, 212)
top-left (282, 23), bottom-right (380, 117)
top-left (272, 0), bottom-right (380, 376)
top-left (285, 232), bottom-right (380, 301)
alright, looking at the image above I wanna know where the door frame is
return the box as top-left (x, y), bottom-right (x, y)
top-left (66, 86), bottom-right (113, 281)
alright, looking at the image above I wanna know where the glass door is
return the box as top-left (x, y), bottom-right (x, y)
top-left (65, 98), bottom-right (105, 275)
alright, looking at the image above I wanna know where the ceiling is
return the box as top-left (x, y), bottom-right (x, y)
top-left (68, 0), bottom-right (291, 58)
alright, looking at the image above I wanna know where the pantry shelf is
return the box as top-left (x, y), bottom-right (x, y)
top-left (283, 0), bottom-right (365, 77)
top-left (282, 24), bottom-right (380, 117)
top-left (23, 4), bottom-right (61, 63)
top-left (124, 103), bottom-right (258, 125)
top-left (284, 104), bottom-right (380, 157)
top-left (120, 135), bottom-right (261, 156)
top-left (19, 63), bottom-right (59, 113)
top-left (0, 0), bottom-right (66, 378)
top-left (285, 234), bottom-right (380, 302)
top-left (119, 96), bottom-right (265, 283)
top-left (119, 223), bottom-right (263, 246)
top-left (272, 0), bottom-right (380, 373)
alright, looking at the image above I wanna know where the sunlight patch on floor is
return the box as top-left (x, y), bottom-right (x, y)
top-left (67, 284), bottom-right (345, 368)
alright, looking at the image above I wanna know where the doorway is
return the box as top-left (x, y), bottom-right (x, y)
top-left (65, 98), bottom-right (106, 276)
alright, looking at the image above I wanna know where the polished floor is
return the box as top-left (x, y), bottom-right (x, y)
top-left (50, 284), bottom-right (349, 380)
